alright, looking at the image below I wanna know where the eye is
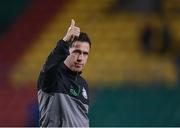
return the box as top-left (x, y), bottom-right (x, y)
top-left (83, 52), bottom-right (88, 56)
top-left (72, 50), bottom-right (81, 55)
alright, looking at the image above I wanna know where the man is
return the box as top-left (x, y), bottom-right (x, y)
top-left (37, 19), bottom-right (91, 127)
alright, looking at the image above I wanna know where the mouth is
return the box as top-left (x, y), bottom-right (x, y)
top-left (75, 63), bottom-right (83, 68)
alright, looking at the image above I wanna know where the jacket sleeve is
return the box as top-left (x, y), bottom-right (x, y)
top-left (37, 39), bottom-right (69, 91)
top-left (42, 39), bottom-right (69, 73)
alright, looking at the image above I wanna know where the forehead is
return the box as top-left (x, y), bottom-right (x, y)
top-left (71, 41), bottom-right (90, 51)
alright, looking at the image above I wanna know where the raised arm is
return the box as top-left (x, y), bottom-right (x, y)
top-left (38, 19), bottom-right (80, 91)
top-left (42, 19), bottom-right (80, 73)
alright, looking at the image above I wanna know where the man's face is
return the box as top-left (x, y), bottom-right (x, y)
top-left (66, 41), bottom-right (90, 72)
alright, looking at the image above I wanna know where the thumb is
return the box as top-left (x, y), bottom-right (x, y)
top-left (71, 19), bottom-right (75, 27)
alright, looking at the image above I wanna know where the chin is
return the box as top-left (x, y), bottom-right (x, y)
top-left (76, 69), bottom-right (82, 72)
top-left (74, 68), bottom-right (83, 72)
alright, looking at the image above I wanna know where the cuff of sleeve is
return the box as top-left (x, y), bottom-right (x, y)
top-left (57, 39), bottom-right (70, 48)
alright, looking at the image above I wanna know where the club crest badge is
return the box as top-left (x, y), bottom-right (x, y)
top-left (82, 87), bottom-right (87, 99)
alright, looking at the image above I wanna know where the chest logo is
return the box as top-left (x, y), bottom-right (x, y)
top-left (82, 87), bottom-right (87, 99)
top-left (69, 86), bottom-right (80, 97)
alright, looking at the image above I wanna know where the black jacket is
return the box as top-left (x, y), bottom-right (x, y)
top-left (37, 40), bottom-right (89, 127)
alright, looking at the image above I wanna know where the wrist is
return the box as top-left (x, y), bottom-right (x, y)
top-left (63, 36), bottom-right (69, 42)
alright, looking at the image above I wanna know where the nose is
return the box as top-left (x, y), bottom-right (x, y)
top-left (77, 53), bottom-right (83, 62)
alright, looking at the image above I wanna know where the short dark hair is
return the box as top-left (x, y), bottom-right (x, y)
top-left (71, 32), bottom-right (91, 48)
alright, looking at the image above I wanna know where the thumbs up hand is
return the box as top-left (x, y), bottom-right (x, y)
top-left (63, 19), bottom-right (80, 42)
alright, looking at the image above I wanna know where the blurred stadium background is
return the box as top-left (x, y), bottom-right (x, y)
top-left (0, 0), bottom-right (180, 126)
